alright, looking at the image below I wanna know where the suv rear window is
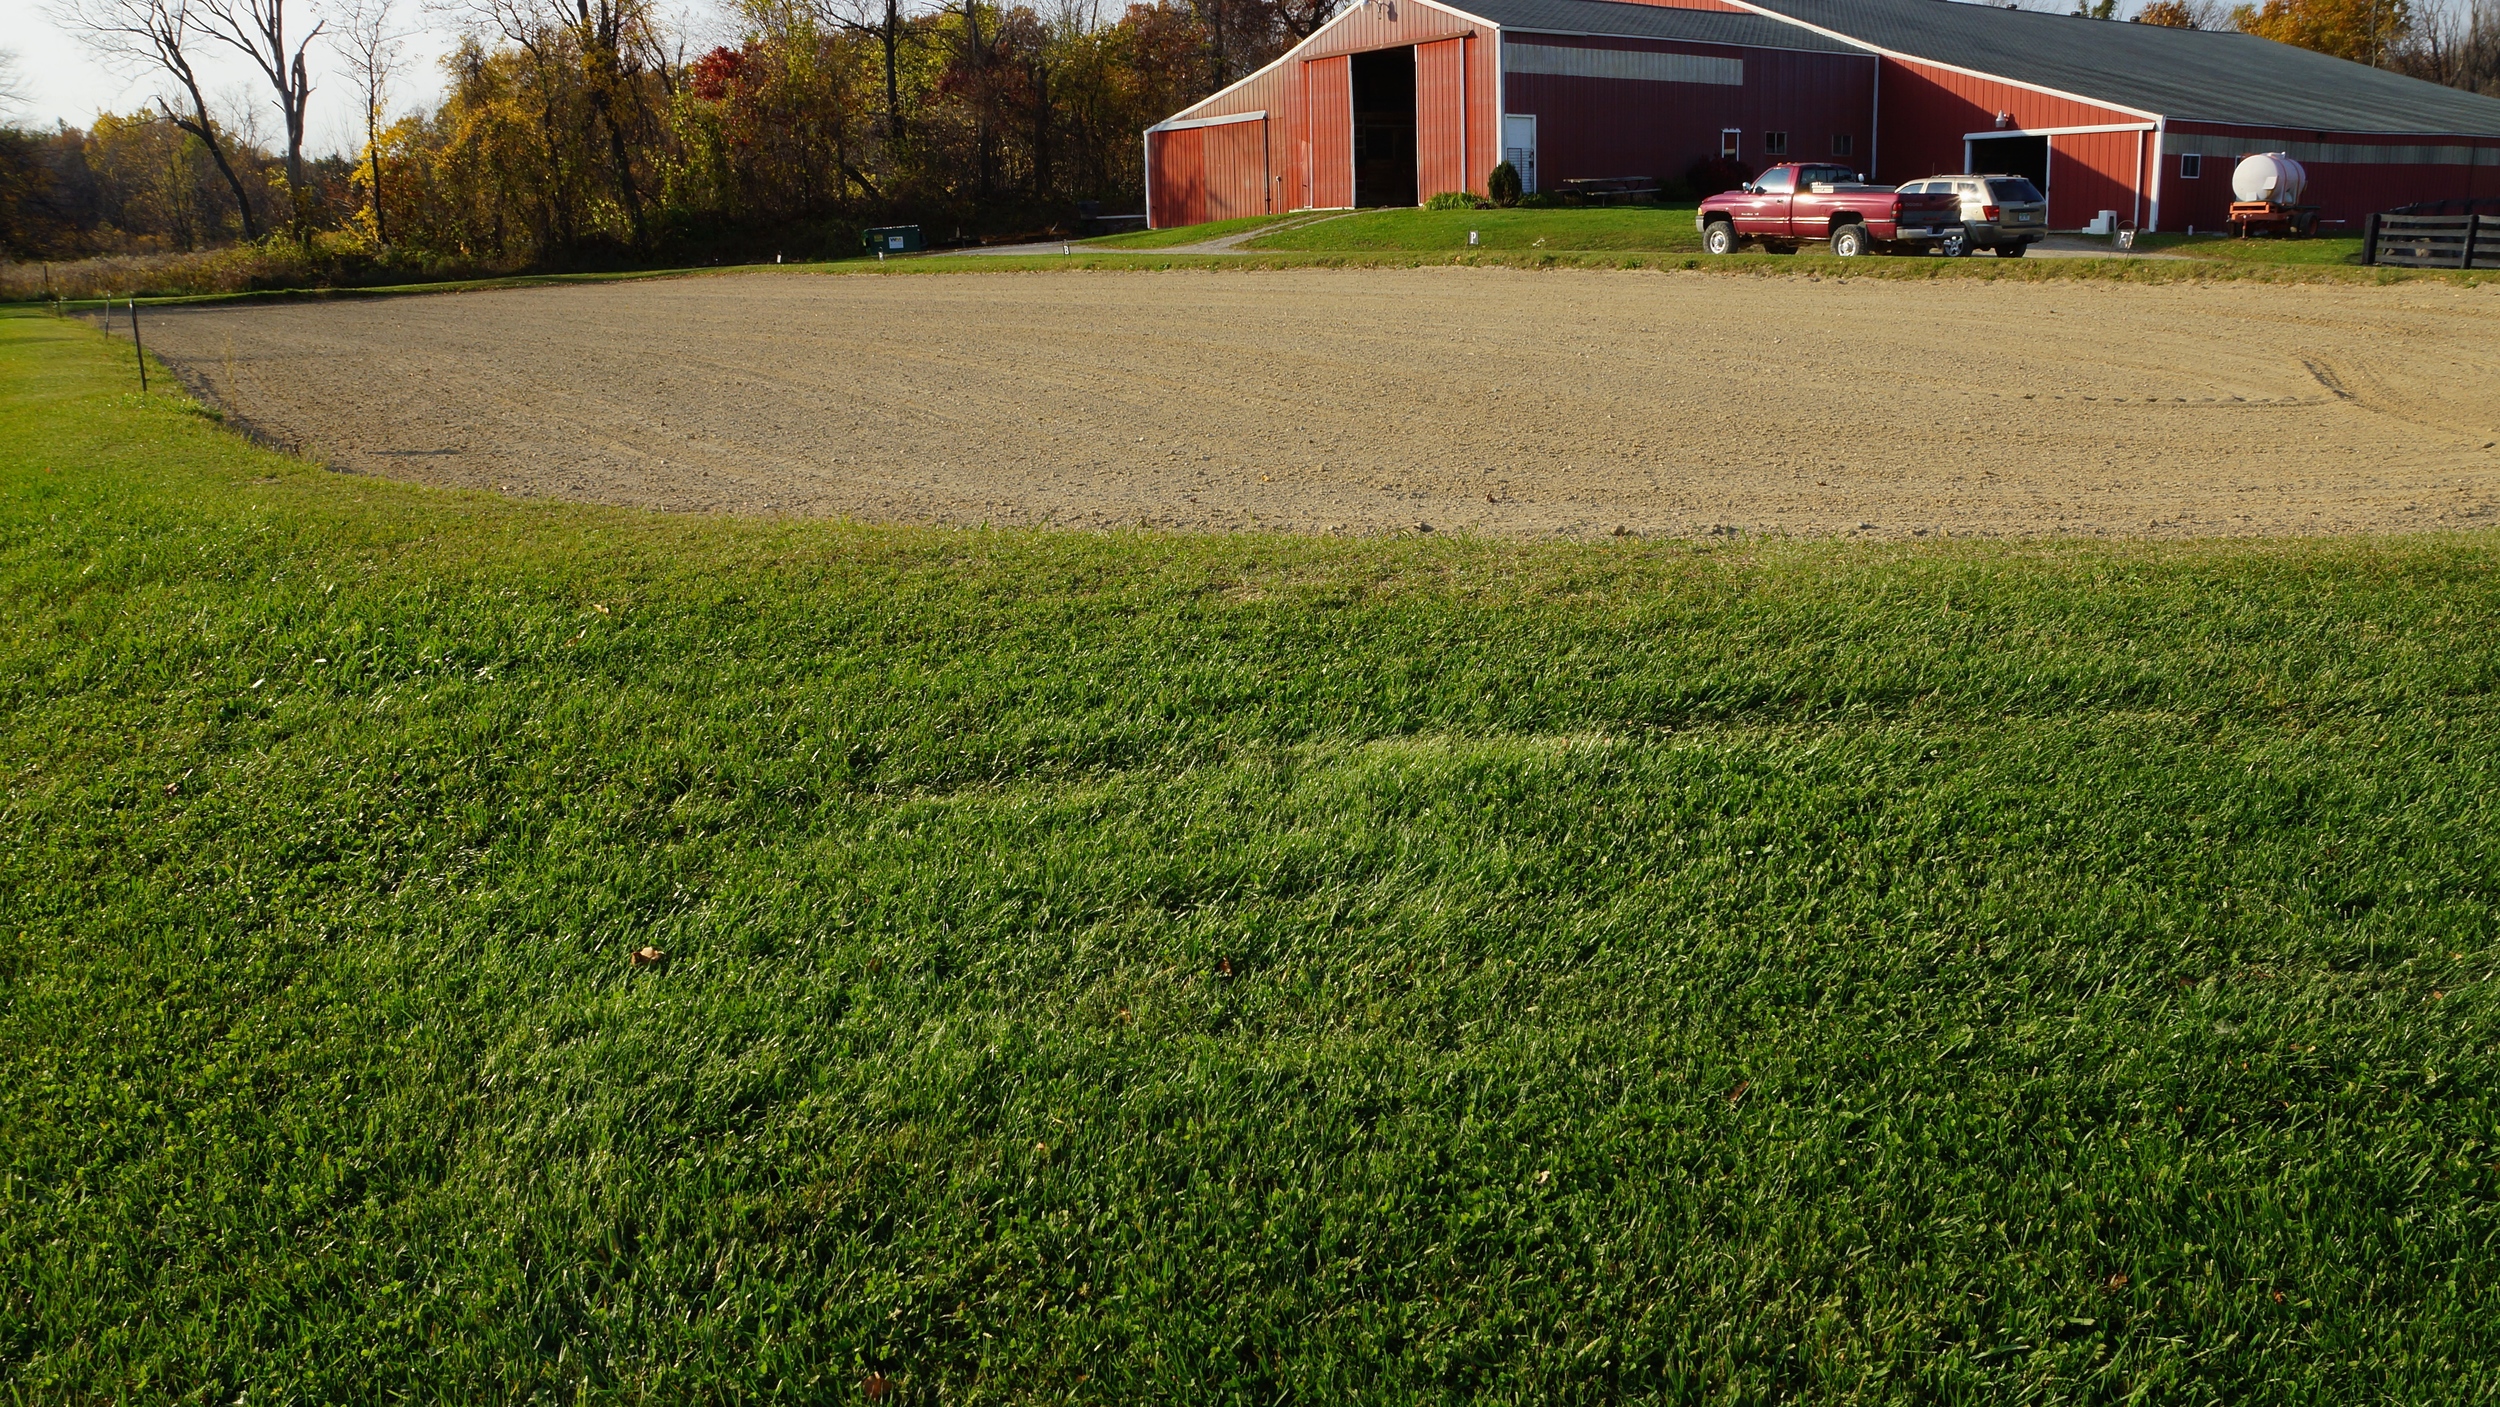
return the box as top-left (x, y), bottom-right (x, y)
top-left (1987, 178), bottom-right (2044, 203)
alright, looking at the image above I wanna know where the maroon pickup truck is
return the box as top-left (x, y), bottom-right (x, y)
top-left (1697, 163), bottom-right (1965, 257)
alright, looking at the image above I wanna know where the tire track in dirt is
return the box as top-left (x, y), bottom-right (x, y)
top-left (133, 266), bottom-right (2500, 539)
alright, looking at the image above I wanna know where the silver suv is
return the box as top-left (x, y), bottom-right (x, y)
top-left (1897, 174), bottom-right (2049, 256)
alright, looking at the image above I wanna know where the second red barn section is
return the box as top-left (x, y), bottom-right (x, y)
top-left (1145, 0), bottom-right (2500, 232)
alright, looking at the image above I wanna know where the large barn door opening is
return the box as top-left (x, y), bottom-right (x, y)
top-left (1352, 47), bottom-right (1418, 208)
top-left (1966, 134), bottom-right (2049, 192)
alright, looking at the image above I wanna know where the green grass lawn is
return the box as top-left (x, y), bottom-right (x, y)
top-left (4, 305), bottom-right (2497, 1402)
top-left (1245, 205), bottom-right (1708, 252)
top-left (1082, 213), bottom-right (1302, 249)
top-left (2130, 233), bottom-right (2369, 266)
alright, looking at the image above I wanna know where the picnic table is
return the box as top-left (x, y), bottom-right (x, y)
top-left (1558, 178), bottom-right (1662, 205)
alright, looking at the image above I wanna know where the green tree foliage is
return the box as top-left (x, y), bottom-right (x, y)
top-left (2, 0), bottom-right (1320, 263)
top-left (0, 110), bottom-right (326, 258)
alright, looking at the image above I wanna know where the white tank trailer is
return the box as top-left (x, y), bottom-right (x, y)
top-left (2231, 153), bottom-right (2308, 206)
top-left (2227, 153), bottom-right (2318, 236)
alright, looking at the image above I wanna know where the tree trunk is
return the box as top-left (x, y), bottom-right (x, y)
top-left (884, 0), bottom-right (903, 151)
top-left (285, 46), bottom-right (312, 243)
top-left (162, 80), bottom-right (259, 241)
top-left (1030, 57), bottom-right (1051, 198)
top-left (598, 93), bottom-right (648, 248)
top-left (367, 107), bottom-right (387, 245)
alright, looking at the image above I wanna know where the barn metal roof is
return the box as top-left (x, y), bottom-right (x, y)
top-left (1460, 0), bottom-right (1864, 55)
top-left (1739, 0), bottom-right (2500, 136)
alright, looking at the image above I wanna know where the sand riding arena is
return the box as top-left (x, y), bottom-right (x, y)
top-left (134, 267), bottom-right (2500, 540)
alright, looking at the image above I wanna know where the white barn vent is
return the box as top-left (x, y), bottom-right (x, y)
top-left (1503, 43), bottom-right (1744, 86)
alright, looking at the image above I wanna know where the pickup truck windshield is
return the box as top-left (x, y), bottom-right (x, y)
top-left (1987, 178), bottom-right (2044, 202)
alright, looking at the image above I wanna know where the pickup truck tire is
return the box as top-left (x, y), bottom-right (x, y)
top-left (1829, 223), bottom-right (1869, 258)
top-left (1996, 242), bottom-right (2029, 257)
top-left (1702, 221), bottom-right (1737, 256)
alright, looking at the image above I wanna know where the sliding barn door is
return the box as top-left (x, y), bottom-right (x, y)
top-left (1304, 54), bottom-right (1354, 209)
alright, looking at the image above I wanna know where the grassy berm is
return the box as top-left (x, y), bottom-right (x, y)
top-left (4, 306), bottom-right (2496, 1403)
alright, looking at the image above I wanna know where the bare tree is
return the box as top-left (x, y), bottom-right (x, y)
top-left (2398, 0), bottom-right (2500, 92)
top-left (54, 0), bottom-right (264, 238)
top-left (326, 0), bottom-right (403, 242)
top-left (189, 0), bottom-right (324, 239)
top-left (0, 48), bottom-right (29, 116)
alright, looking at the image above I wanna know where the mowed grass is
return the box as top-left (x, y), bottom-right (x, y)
top-left (2132, 233), bottom-right (2370, 266)
top-left (4, 306), bottom-right (2499, 1403)
top-left (1245, 205), bottom-right (1708, 252)
top-left (1083, 213), bottom-right (1303, 249)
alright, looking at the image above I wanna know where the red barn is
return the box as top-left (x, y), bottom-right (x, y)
top-left (1144, 0), bottom-right (2500, 231)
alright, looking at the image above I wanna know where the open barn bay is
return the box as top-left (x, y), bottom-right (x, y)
top-left (5, 303), bottom-right (2497, 1401)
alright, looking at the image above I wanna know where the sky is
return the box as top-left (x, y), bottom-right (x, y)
top-left (4, 0), bottom-right (733, 156)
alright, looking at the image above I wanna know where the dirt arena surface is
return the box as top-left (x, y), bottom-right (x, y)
top-left (137, 268), bottom-right (2500, 539)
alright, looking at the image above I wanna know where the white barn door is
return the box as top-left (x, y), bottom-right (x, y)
top-left (1504, 114), bottom-right (1537, 194)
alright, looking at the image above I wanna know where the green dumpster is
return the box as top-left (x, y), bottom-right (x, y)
top-left (863, 225), bottom-right (924, 255)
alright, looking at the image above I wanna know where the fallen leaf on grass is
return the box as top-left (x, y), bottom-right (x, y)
top-left (1727, 1080), bottom-right (1751, 1106)
top-left (631, 946), bottom-right (668, 967)
top-left (2105, 1273), bottom-right (2129, 1291)
top-left (862, 1373), bottom-right (893, 1400)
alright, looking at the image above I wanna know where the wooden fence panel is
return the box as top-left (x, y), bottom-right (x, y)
top-left (2363, 213), bottom-right (2499, 269)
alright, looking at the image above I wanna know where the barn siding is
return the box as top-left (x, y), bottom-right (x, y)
top-left (1468, 29), bottom-right (1502, 194)
top-left (1418, 37), bottom-right (1471, 198)
top-left (1295, 0), bottom-right (1498, 198)
top-left (1154, 0), bottom-right (1500, 222)
top-left (1297, 1), bottom-right (1481, 60)
top-left (2158, 121), bottom-right (2500, 231)
top-left (2045, 127), bottom-right (2145, 230)
top-left (1503, 38), bottom-right (1875, 189)
top-left (1147, 126), bottom-right (1204, 229)
top-left (1306, 54), bottom-right (1357, 209)
top-left (1208, 120), bottom-right (1273, 220)
top-left (1871, 57), bottom-right (2142, 181)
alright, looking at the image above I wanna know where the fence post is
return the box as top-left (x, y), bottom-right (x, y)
top-left (2362, 211), bottom-right (2380, 266)
top-left (2463, 214), bottom-right (2483, 271)
top-left (130, 298), bottom-right (148, 395)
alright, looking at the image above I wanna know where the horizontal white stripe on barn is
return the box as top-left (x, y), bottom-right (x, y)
top-left (1501, 43), bottom-right (1745, 86)
top-left (2160, 133), bottom-right (2491, 166)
